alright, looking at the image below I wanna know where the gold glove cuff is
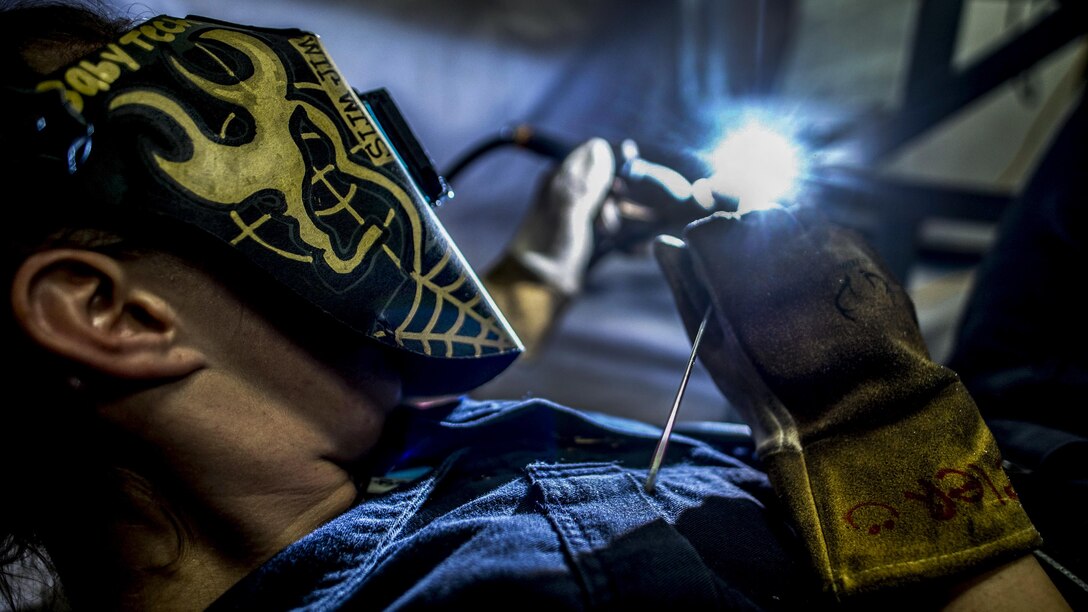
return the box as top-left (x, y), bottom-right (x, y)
top-left (763, 381), bottom-right (1041, 597)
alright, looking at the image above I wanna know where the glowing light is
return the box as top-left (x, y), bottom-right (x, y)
top-left (704, 120), bottom-right (802, 213)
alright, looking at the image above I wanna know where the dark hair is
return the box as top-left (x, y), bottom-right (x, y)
top-left (0, 2), bottom-right (141, 609)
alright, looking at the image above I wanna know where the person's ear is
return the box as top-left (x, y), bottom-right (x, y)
top-left (10, 249), bottom-right (206, 380)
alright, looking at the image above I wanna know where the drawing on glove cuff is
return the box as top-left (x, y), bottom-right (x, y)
top-left (834, 266), bottom-right (894, 322)
top-left (845, 460), bottom-right (1018, 535)
top-left (844, 502), bottom-right (900, 535)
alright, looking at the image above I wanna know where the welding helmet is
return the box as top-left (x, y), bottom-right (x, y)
top-left (12, 15), bottom-right (522, 397)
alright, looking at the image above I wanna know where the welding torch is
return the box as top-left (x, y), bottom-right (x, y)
top-left (445, 122), bottom-right (800, 493)
top-left (443, 123), bottom-right (736, 270)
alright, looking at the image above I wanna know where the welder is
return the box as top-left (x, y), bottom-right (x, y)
top-left (0, 3), bottom-right (1068, 610)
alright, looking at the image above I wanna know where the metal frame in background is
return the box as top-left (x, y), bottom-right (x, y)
top-left (812, 0), bottom-right (1087, 282)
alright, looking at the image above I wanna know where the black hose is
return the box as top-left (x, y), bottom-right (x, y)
top-left (443, 124), bottom-right (575, 183)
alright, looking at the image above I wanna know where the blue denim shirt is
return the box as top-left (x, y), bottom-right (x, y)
top-left (209, 398), bottom-right (817, 610)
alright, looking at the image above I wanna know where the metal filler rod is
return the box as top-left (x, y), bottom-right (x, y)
top-left (644, 306), bottom-right (713, 493)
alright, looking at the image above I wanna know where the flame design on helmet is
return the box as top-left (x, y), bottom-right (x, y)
top-left (108, 28), bottom-right (517, 358)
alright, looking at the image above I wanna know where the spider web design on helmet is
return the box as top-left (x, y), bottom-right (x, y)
top-left (385, 247), bottom-right (518, 358)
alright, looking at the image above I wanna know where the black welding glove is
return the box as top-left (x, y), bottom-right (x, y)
top-left (653, 205), bottom-right (1040, 597)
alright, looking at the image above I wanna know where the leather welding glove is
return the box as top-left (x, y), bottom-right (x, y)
top-left (483, 138), bottom-right (615, 356)
top-left (653, 205), bottom-right (1041, 598)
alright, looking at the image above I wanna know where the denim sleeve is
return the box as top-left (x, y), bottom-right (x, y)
top-left (209, 399), bottom-right (814, 610)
